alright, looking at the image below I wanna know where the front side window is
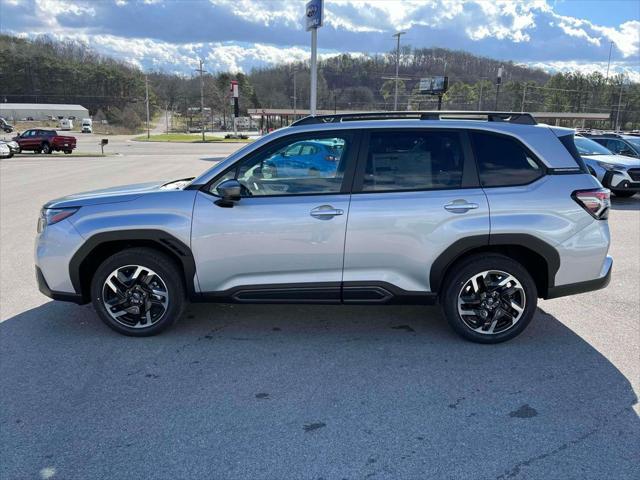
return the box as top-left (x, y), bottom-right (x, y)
top-left (362, 130), bottom-right (464, 191)
top-left (605, 139), bottom-right (638, 157)
top-left (209, 135), bottom-right (350, 197)
top-left (471, 132), bottom-right (543, 187)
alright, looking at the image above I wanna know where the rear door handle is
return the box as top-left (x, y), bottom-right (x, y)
top-left (310, 205), bottom-right (344, 220)
top-left (444, 201), bottom-right (479, 213)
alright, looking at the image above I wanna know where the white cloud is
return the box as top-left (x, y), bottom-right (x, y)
top-left (526, 61), bottom-right (640, 83)
top-left (592, 20), bottom-right (640, 58)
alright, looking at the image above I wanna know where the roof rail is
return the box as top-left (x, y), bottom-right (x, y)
top-left (290, 111), bottom-right (537, 126)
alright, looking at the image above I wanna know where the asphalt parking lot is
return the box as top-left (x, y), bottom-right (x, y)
top-left (1, 137), bottom-right (639, 480)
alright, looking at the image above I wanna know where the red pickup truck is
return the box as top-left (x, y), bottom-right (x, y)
top-left (13, 129), bottom-right (76, 154)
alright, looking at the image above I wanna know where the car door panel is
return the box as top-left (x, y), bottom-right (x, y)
top-left (343, 189), bottom-right (489, 292)
top-left (191, 191), bottom-right (350, 293)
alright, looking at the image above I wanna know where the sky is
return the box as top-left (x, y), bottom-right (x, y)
top-left (0, 0), bottom-right (638, 80)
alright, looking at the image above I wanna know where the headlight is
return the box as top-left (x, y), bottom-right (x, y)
top-left (8, 141), bottom-right (18, 149)
top-left (597, 161), bottom-right (625, 171)
top-left (37, 207), bottom-right (79, 232)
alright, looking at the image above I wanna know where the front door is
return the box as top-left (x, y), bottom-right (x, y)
top-left (191, 131), bottom-right (359, 301)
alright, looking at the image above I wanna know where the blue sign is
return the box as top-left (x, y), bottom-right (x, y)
top-left (305, 0), bottom-right (323, 31)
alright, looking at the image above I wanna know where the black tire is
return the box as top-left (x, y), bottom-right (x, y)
top-left (64, 150), bottom-right (72, 154)
top-left (41, 143), bottom-right (51, 154)
top-left (612, 190), bottom-right (636, 198)
top-left (441, 254), bottom-right (537, 344)
top-left (90, 247), bottom-right (185, 336)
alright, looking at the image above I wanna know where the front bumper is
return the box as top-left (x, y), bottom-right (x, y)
top-left (602, 170), bottom-right (640, 191)
top-left (546, 256), bottom-right (612, 299)
top-left (36, 266), bottom-right (85, 303)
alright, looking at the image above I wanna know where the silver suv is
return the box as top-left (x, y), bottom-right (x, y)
top-left (35, 112), bottom-right (612, 343)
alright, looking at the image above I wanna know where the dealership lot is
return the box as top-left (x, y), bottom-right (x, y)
top-left (1, 139), bottom-right (639, 479)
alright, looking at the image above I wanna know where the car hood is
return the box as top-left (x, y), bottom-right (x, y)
top-left (582, 154), bottom-right (640, 168)
top-left (43, 178), bottom-right (193, 208)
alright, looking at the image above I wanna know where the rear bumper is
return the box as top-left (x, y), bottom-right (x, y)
top-left (545, 256), bottom-right (612, 299)
top-left (36, 266), bottom-right (85, 304)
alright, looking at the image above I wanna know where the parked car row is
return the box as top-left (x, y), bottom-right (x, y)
top-left (575, 134), bottom-right (640, 197)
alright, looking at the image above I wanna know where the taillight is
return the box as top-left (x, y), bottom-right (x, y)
top-left (572, 188), bottom-right (610, 220)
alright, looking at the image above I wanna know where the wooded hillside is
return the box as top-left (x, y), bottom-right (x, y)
top-left (1, 35), bottom-right (638, 129)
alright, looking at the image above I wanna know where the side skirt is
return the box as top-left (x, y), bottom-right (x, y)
top-left (191, 282), bottom-right (438, 305)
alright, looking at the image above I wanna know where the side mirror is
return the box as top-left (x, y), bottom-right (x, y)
top-left (215, 179), bottom-right (242, 207)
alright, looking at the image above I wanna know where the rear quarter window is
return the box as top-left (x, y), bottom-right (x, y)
top-left (470, 132), bottom-right (543, 187)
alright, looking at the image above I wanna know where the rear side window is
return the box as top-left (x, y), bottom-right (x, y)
top-left (471, 132), bottom-right (543, 187)
top-left (363, 130), bottom-right (464, 191)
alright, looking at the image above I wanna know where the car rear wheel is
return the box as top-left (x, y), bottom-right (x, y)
top-left (41, 143), bottom-right (51, 154)
top-left (90, 248), bottom-right (185, 336)
top-left (611, 190), bottom-right (636, 198)
top-left (441, 254), bottom-right (537, 344)
top-left (64, 150), bottom-right (72, 154)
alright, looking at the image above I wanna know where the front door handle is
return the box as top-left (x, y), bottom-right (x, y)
top-left (310, 205), bottom-right (344, 220)
top-left (444, 200), bottom-right (479, 213)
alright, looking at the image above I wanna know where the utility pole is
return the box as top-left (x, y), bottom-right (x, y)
top-left (145, 75), bottom-right (150, 139)
top-left (195, 59), bottom-right (206, 142)
top-left (478, 81), bottom-right (484, 110)
top-left (521, 83), bottom-right (527, 112)
top-left (615, 76), bottom-right (625, 131)
top-left (292, 66), bottom-right (297, 116)
top-left (605, 41), bottom-right (613, 81)
top-left (165, 103), bottom-right (169, 134)
top-left (392, 31), bottom-right (406, 111)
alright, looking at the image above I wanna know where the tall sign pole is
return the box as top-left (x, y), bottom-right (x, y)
top-left (230, 80), bottom-right (239, 136)
top-left (495, 65), bottom-right (503, 110)
top-left (306, 0), bottom-right (323, 116)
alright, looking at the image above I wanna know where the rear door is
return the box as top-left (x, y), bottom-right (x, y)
top-left (342, 128), bottom-right (490, 299)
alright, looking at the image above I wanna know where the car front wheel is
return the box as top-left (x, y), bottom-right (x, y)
top-left (441, 254), bottom-right (537, 344)
top-left (90, 248), bottom-right (185, 336)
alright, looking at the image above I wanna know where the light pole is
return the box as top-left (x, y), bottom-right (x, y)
top-left (605, 41), bottom-right (613, 81)
top-left (392, 31), bottom-right (406, 111)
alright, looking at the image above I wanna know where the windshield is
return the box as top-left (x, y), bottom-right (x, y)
top-left (574, 136), bottom-right (611, 156)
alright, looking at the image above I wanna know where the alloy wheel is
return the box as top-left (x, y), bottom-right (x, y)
top-left (457, 270), bottom-right (526, 335)
top-left (102, 265), bottom-right (169, 329)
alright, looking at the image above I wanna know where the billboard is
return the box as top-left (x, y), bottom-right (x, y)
top-left (419, 76), bottom-right (449, 95)
top-left (305, 0), bottom-right (323, 31)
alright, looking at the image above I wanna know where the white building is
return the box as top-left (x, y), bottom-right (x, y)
top-left (0, 103), bottom-right (89, 121)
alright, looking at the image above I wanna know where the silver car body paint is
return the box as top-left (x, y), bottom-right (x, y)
top-left (35, 118), bottom-right (612, 300)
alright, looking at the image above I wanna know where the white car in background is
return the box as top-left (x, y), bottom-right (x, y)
top-left (0, 141), bottom-right (12, 158)
top-left (574, 135), bottom-right (640, 198)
